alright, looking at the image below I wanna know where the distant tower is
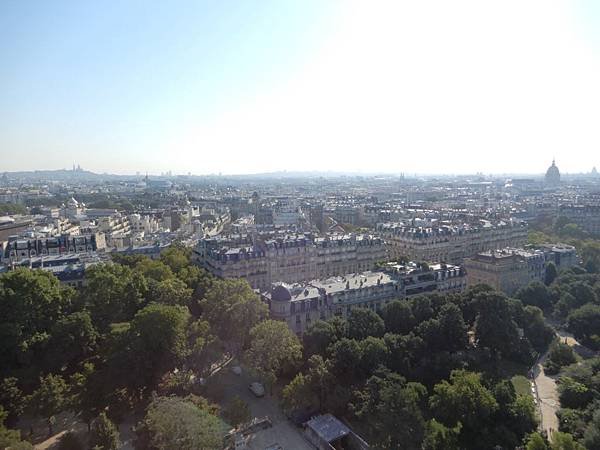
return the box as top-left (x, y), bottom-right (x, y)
top-left (545, 159), bottom-right (561, 186)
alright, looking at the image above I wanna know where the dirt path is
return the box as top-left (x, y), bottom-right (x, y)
top-left (532, 351), bottom-right (559, 441)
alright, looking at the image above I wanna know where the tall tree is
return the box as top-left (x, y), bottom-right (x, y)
top-left (429, 370), bottom-right (498, 434)
top-left (473, 292), bottom-right (520, 359)
top-left (0, 268), bottom-right (72, 375)
top-left (89, 412), bottom-right (120, 450)
top-left (352, 370), bottom-right (427, 450)
top-left (30, 374), bottom-right (68, 436)
top-left (517, 281), bottom-right (553, 310)
top-left (222, 396), bottom-right (250, 427)
top-left (200, 279), bottom-right (268, 353)
top-left (303, 320), bottom-right (337, 357)
top-left (134, 396), bottom-right (224, 450)
top-left (567, 304), bottom-right (600, 350)
top-left (245, 320), bottom-right (302, 392)
top-left (0, 407), bottom-right (33, 450)
top-left (82, 264), bottom-right (147, 329)
top-left (0, 377), bottom-right (25, 427)
top-left (381, 300), bottom-right (415, 335)
top-left (46, 311), bottom-right (98, 372)
top-left (126, 303), bottom-right (190, 390)
top-left (347, 308), bottom-right (385, 340)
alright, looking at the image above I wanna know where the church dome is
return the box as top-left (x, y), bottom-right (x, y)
top-left (545, 159), bottom-right (560, 185)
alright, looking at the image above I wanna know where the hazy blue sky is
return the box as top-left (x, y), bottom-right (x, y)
top-left (2, 0), bottom-right (600, 175)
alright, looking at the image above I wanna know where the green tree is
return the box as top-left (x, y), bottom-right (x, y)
top-left (46, 311), bottom-right (98, 372)
top-left (134, 396), bottom-right (224, 450)
top-left (82, 264), bottom-right (147, 330)
top-left (545, 342), bottom-right (577, 375)
top-left (0, 407), bottom-right (33, 449)
top-left (347, 308), bottom-right (385, 340)
top-left (303, 320), bottom-right (337, 357)
top-left (0, 377), bottom-right (25, 427)
top-left (473, 292), bottom-right (520, 359)
top-left (89, 412), bottom-right (120, 450)
top-left (381, 300), bottom-right (415, 335)
top-left (134, 258), bottom-right (175, 282)
top-left (567, 303), bottom-right (600, 350)
top-left (126, 303), bottom-right (190, 390)
top-left (222, 396), bottom-right (250, 427)
top-left (200, 279), bottom-right (268, 353)
top-left (558, 377), bottom-right (592, 409)
top-left (550, 432), bottom-right (585, 450)
top-left (147, 278), bottom-right (192, 307)
top-left (422, 419), bottom-right (461, 450)
top-left (68, 363), bottom-right (100, 431)
top-left (545, 262), bottom-right (559, 285)
top-left (160, 244), bottom-right (191, 274)
top-left (525, 432), bottom-right (548, 450)
top-left (439, 303), bottom-right (468, 350)
top-left (30, 374), bottom-right (68, 435)
top-left (581, 241), bottom-right (600, 274)
top-left (583, 409), bottom-right (600, 450)
top-left (306, 355), bottom-right (333, 410)
top-left (429, 370), bottom-right (498, 431)
top-left (359, 336), bottom-right (390, 376)
top-left (517, 281), bottom-right (553, 310)
top-left (523, 306), bottom-right (555, 353)
top-left (245, 320), bottom-right (302, 392)
top-left (328, 338), bottom-right (363, 383)
top-left (281, 373), bottom-right (315, 413)
top-left (185, 319), bottom-right (220, 375)
top-left (352, 370), bottom-right (427, 449)
top-left (0, 268), bottom-right (72, 375)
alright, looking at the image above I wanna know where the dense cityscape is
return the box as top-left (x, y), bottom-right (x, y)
top-left (4, 1), bottom-right (600, 449)
top-left (0, 160), bottom-right (600, 449)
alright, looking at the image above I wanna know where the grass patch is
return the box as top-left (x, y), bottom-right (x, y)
top-left (511, 375), bottom-right (532, 398)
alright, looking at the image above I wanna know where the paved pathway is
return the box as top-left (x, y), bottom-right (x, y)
top-left (532, 351), bottom-right (559, 441)
top-left (532, 321), bottom-right (596, 442)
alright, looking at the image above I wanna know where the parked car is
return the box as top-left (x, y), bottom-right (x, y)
top-left (231, 365), bottom-right (242, 375)
top-left (248, 382), bottom-right (265, 397)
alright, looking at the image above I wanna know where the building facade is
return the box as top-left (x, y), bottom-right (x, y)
top-left (265, 263), bottom-right (466, 335)
top-left (464, 248), bottom-right (547, 295)
top-left (378, 220), bottom-right (528, 264)
top-left (195, 233), bottom-right (387, 290)
top-left (1, 233), bottom-right (105, 263)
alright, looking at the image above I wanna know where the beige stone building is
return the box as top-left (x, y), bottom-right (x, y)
top-left (265, 262), bottom-right (466, 335)
top-left (464, 248), bottom-right (546, 295)
top-left (378, 220), bottom-right (528, 264)
top-left (195, 233), bottom-right (387, 291)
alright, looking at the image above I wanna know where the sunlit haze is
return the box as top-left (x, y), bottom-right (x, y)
top-left (2, 0), bottom-right (600, 175)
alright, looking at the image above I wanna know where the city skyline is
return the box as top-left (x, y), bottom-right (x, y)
top-left (2, 0), bottom-right (600, 175)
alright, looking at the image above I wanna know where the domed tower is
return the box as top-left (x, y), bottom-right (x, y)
top-left (269, 283), bottom-right (292, 321)
top-left (545, 159), bottom-right (561, 186)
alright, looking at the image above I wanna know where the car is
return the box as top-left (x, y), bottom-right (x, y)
top-left (231, 365), bottom-right (242, 375)
top-left (248, 382), bottom-right (265, 397)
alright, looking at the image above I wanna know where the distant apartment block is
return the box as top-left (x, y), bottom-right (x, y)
top-left (559, 205), bottom-right (600, 236)
top-left (464, 248), bottom-right (545, 295)
top-left (194, 233), bottom-right (387, 290)
top-left (377, 219), bottom-right (528, 264)
top-left (264, 262), bottom-right (466, 335)
top-left (1, 233), bottom-right (106, 263)
top-left (464, 244), bottom-right (577, 295)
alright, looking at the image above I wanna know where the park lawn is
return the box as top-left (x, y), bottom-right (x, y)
top-left (511, 375), bottom-right (532, 398)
